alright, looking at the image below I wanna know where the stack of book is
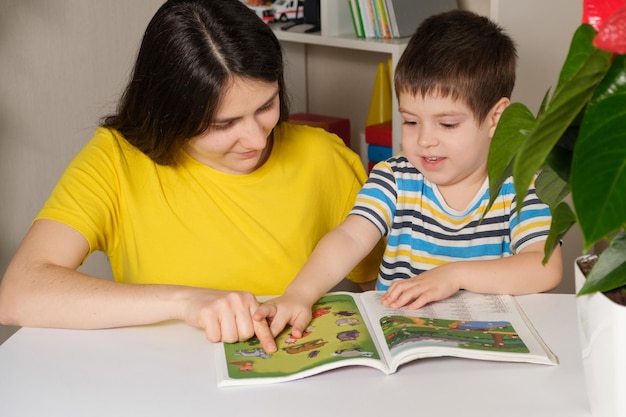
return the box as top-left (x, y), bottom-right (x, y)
top-left (348, 0), bottom-right (456, 39)
top-left (365, 120), bottom-right (392, 172)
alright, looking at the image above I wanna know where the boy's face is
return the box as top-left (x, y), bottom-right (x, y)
top-left (399, 92), bottom-right (507, 197)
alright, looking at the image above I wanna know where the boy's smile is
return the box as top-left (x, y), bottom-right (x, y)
top-left (398, 92), bottom-right (507, 210)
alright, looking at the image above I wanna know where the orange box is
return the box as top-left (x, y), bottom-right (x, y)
top-left (288, 113), bottom-right (351, 147)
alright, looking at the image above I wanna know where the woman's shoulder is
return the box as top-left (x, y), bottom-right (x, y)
top-left (79, 127), bottom-right (152, 165)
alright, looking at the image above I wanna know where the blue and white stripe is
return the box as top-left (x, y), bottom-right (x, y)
top-left (349, 155), bottom-right (552, 290)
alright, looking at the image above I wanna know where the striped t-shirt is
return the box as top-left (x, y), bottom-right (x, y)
top-left (349, 154), bottom-right (552, 291)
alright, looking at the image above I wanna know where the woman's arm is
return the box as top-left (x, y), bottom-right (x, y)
top-left (0, 219), bottom-right (272, 343)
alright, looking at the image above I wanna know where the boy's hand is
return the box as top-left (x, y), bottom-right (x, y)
top-left (252, 295), bottom-right (314, 353)
top-left (381, 264), bottom-right (460, 309)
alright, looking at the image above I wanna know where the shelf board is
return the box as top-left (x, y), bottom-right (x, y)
top-left (273, 26), bottom-right (408, 54)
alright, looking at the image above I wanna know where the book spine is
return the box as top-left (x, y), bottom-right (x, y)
top-left (374, 0), bottom-right (391, 39)
top-left (358, 0), bottom-right (374, 38)
top-left (348, 0), bottom-right (365, 38)
top-left (384, 0), bottom-right (399, 38)
top-left (367, 0), bottom-right (381, 38)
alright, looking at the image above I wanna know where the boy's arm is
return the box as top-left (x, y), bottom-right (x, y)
top-left (381, 241), bottom-right (563, 309)
top-left (254, 215), bottom-right (381, 351)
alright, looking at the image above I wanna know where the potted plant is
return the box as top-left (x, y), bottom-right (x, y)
top-left (486, 1), bottom-right (626, 416)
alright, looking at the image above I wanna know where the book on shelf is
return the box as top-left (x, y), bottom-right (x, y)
top-left (374, 0), bottom-right (392, 39)
top-left (348, 0), bottom-right (365, 38)
top-left (215, 290), bottom-right (558, 387)
top-left (348, 0), bottom-right (457, 39)
top-left (357, 0), bottom-right (377, 38)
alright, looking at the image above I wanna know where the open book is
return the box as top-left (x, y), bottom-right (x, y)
top-left (215, 290), bottom-right (558, 387)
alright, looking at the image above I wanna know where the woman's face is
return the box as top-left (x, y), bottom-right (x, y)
top-left (184, 77), bottom-right (280, 174)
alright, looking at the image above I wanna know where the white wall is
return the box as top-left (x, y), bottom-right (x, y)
top-left (0, 0), bottom-right (165, 343)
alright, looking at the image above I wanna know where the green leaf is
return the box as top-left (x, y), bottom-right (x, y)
top-left (536, 167), bottom-right (570, 208)
top-left (545, 125), bottom-right (577, 182)
top-left (512, 26), bottom-right (612, 215)
top-left (572, 54), bottom-right (626, 247)
top-left (486, 103), bottom-right (535, 213)
top-left (543, 201), bottom-right (576, 264)
top-left (556, 24), bottom-right (599, 87)
top-left (577, 231), bottom-right (626, 295)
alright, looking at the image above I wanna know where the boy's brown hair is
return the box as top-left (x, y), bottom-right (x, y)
top-left (395, 9), bottom-right (517, 123)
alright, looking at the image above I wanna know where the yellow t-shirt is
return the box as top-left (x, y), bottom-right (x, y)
top-left (37, 123), bottom-right (383, 295)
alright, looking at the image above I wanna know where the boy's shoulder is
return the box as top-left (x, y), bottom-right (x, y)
top-left (373, 153), bottom-right (421, 176)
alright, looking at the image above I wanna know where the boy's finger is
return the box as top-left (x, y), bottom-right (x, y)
top-left (269, 314), bottom-right (290, 337)
top-left (252, 303), bottom-right (276, 321)
top-left (290, 314), bottom-right (313, 338)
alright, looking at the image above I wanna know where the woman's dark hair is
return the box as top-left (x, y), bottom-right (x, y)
top-left (102, 0), bottom-right (289, 165)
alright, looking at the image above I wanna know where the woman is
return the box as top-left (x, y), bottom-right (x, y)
top-left (0, 0), bottom-right (382, 345)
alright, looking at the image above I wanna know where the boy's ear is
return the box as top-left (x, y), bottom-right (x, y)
top-left (488, 97), bottom-right (510, 138)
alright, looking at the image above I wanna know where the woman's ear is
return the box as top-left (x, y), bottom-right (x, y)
top-left (488, 97), bottom-right (510, 138)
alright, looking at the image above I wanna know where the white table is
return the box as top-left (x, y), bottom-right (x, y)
top-left (0, 294), bottom-right (592, 417)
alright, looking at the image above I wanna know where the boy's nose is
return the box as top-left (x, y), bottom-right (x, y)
top-left (417, 131), bottom-right (438, 148)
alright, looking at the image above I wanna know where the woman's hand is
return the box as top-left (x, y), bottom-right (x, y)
top-left (180, 289), bottom-right (273, 347)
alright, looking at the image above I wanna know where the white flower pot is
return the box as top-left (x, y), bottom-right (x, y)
top-left (575, 255), bottom-right (626, 417)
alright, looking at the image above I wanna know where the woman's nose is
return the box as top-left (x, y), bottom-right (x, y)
top-left (240, 120), bottom-right (268, 149)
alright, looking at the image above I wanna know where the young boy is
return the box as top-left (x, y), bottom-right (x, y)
top-left (254, 9), bottom-right (562, 352)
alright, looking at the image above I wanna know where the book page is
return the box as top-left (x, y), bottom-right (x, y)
top-left (359, 290), bottom-right (558, 372)
top-left (216, 293), bottom-right (389, 387)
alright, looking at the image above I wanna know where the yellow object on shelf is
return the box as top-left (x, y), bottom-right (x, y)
top-left (366, 61), bottom-right (392, 126)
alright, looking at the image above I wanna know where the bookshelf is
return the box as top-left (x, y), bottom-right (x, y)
top-left (272, 0), bottom-right (408, 156)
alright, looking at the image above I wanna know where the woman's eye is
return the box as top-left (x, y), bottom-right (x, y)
top-left (211, 122), bottom-right (232, 131)
top-left (258, 101), bottom-right (275, 113)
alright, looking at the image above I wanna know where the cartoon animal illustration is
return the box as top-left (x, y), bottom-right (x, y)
top-left (308, 350), bottom-right (321, 358)
top-left (228, 361), bottom-right (255, 372)
top-left (336, 330), bottom-right (360, 342)
top-left (335, 318), bottom-right (360, 326)
top-left (331, 348), bottom-right (374, 358)
top-left (283, 339), bottom-right (328, 354)
top-left (233, 347), bottom-right (272, 359)
top-left (312, 307), bottom-right (332, 318)
top-left (333, 310), bottom-right (357, 317)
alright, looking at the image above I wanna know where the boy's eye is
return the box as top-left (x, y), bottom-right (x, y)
top-left (441, 122), bottom-right (459, 129)
top-left (402, 120), bottom-right (418, 126)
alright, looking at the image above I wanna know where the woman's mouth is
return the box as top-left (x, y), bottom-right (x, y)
top-left (237, 150), bottom-right (259, 159)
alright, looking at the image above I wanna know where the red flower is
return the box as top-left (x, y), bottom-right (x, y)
top-left (583, 0), bottom-right (626, 53)
top-left (583, 0), bottom-right (625, 31)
